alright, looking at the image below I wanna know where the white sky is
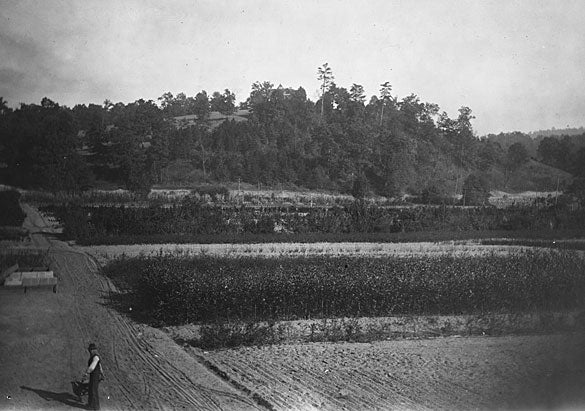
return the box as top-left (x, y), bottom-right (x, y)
top-left (1, 0), bottom-right (584, 135)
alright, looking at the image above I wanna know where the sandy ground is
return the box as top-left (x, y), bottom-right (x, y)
top-left (195, 333), bottom-right (585, 411)
top-left (0, 205), bottom-right (260, 410)
top-left (2, 204), bottom-right (585, 410)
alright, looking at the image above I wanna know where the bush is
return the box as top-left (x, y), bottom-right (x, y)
top-left (351, 173), bottom-right (370, 199)
top-left (0, 190), bottom-right (26, 226)
top-left (565, 177), bottom-right (585, 208)
top-left (462, 174), bottom-right (490, 205)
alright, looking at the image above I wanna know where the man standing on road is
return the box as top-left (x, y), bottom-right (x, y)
top-left (82, 343), bottom-right (102, 410)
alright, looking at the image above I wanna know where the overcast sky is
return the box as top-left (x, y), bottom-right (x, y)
top-left (1, 0), bottom-right (584, 135)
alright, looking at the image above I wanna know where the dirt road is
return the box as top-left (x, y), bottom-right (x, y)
top-left (0, 205), bottom-right (260, 410)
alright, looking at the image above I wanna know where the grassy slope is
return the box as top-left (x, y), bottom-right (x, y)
top-left (486, 159), bottom-right (572, 193)
top-left (507, 160), bottom-right (572, 192)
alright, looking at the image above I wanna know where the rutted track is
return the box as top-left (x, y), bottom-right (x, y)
top-left (1, 204), bottom-right (260, 410)
top-left (49, 225), bottom-right (261, 410)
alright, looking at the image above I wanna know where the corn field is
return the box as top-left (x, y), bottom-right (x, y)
top-left (103, 250), bottom-right (585, 327)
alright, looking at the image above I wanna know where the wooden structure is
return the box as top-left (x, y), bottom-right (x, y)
top-left (2, 263), bottom-right (58, 293)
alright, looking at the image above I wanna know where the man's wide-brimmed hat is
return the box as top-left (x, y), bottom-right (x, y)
top-left (88, 343), bottom-right (97, 350)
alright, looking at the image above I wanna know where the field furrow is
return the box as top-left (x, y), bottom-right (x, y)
top-left (199, 334), bottom-right (585, 410)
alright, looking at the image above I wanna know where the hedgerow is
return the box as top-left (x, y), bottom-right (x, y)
top-left (103, 251), bottom-right (585, 327)
top-left (47, 200), bottom-right (585, 244)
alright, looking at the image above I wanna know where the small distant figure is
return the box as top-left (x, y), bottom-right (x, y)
top-left (81, 343), bottom-right (103, 410)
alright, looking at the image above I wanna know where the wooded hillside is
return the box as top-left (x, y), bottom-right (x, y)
top-left (1, 66), bottom-right (584, 197)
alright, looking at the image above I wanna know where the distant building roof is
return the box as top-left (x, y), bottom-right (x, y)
top-left (173, 114), bottom-right (198, 122)
top-left (172, 110), bottom-right (250, 130)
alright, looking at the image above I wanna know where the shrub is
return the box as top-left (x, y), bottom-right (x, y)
top-left (462, 174), bottom-right (490, 206)
top-left (0, 190), bottom-right (26, 226)
top-left (351, 173), bottom-right (370, 199)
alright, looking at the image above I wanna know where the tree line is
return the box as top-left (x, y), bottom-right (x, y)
top-left (1, 64), bottom-right (584, 197)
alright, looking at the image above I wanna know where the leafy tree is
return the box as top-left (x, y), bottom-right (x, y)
top-left (477, 140), bottom-right (504, 171)
top-left (349, 84), bottom-right (365, 103)
top-left (572, 147), bottom-right (585, 177)
top-left (351, 171), bottom-right (370, 199)
top-left (421, 185), bottom-right (442, 204)
top-left (537, 136), bottom-right (575, 172)
top-left (440, 107), bottom-right (478, 171)
top-left (0, 97), bottom-right (12, 116)
top-left (398, 94), bottom-right (439, 137)
top-left (249, 81), bottom-right (274, 106)
top-left (191, 126), bottom-right (212, 177)
top-left (507, 142), bottom-right (529, 168)
top-left (455, 106), bottom-right (474, 134)
top-left (462, 173), bottom-right (490, 205)
top-left (158, 91), bottom-right (175, 111)
top-left (121, 153), bottom-right (152, 196)
top-left (379, 81), bottom-right (393, 126)
top-left (210, 89), bottom-right (236, 114)
top-left (565, 177), bottom-right (585, 208)
top-left (192, 91), bottom-right (210, 119)
top-left (105, 99), bottom-right (167, 191)
top-left (317, 63), bottom-right (334, 120)
top-left (1, 99), bottom-right (93, 191)
top-left (438, 111), bottom-right (457, 135)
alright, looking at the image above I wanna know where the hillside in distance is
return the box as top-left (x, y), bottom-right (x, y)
top-left (529, 126), bottom-right (585, 138)
top-left (497, 159), bottom-right (572, 193)
top-left (1, 73), bottom-right (584, 199)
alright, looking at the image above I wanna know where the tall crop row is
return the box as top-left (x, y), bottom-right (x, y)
top-left (48, 200), bottom-right (585, 244)
top-left (103, 251), bottom-right (585, 327)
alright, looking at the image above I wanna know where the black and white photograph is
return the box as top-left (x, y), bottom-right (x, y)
top-left (1, 1), bottom-right (585, 409)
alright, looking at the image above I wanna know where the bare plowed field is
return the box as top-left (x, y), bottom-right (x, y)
top-left (194, 334), bottom-right (585, 410)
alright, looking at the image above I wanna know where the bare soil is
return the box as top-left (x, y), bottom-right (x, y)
top-left (1, 204), bottom-right (584, 410)
top-left (0, 205), bottom-right (260, 410)
top-left (194, 333), bottom-right (585, 410)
